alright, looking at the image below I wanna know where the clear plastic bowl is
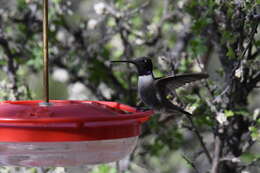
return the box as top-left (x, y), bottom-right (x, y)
top-left (0, 137), bottom-right (138, 167)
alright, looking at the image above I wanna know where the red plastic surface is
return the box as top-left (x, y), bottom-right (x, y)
top-left (0, 100), bottom-right (153, 142)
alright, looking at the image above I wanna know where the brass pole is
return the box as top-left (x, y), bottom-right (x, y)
top-left (43, 0), bottom-right (49, 103)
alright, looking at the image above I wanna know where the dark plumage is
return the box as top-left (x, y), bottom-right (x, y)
top-left (112, 57), bottom-right (209, 116)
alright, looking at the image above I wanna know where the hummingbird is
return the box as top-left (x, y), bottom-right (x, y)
top-left (112, 57), bottom-right (208, 116)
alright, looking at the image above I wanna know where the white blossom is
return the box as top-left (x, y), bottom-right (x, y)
top-left (177, 1), bottom-right (184, 8)
top-left (147, 24), bottom-right (157, 34)
top-left (94, 2), bottom-right (106, 15)
top-left (158, 56), bottom-right (168, 70)
top-left (50, 24), bottom-right (56, 32)
top-left (253, 108), bottom-right (260, 120)
top-left (66, 1), bottom-right (72, 6)
top-left (174, 23), bottom-right (184, 32)
top-left (241, 171), bottom-right (250, 173)
top-left (98, 82), bottom-right (114, 99)
top-left (186, 105), bottom-right (196, 114)
top-left (235, 67), bottom-right (242, 78)
top-left (68, 82), bottom-right (88, 100)
top-left (216, 112), bottom-right (228, 125)
top-left (87, 19), bottom-right (98, 30)
top-left (56, 30), bottom-right (66, 42)
top-left (135, 38), bottom-right (144, 45)
top-left (231, 157), bottom-right (241, 163)
top-left (67, 9), bottom-right (74, 16)
top-left (54, 167), bottom-right (66, 173)
top-left (52, 68), bottom-right (69, 82)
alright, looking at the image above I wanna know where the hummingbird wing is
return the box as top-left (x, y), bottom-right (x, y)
top-left (155, 73), bottom-right (208, 92)
top-left (154, 73), bottom-right (208, 116)
top-left (155, 73), bottom-right (208, 103)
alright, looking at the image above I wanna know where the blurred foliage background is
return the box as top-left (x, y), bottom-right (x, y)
top-left (0, 0), bottom-right (260, 173)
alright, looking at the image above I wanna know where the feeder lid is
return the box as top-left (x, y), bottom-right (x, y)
top-left (0, 100), bottom-right (153, 142)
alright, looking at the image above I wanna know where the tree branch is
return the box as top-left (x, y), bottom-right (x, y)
top-left (248, 71), bottom-right (260, 91)
top-left (182, 154), bottom-right (200, 173)
top-left (186, 115), bottom-right (213, 164)
top-left (211, 136), bottom-right (222, 173)
top-left (0, 36), bottom-right (19, 99)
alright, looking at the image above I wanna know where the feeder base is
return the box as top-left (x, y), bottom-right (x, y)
top-left (0, 137), bottom-right (138, 167)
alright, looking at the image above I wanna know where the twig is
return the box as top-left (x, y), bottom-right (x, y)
top-left (0, 36), bottom-right (19, 99)
top-left (248, 71), bottom-right (260, 91)
top-left (210, 136), bottom-right (222, 173)
top-left (240, 23), bottom-right (258, 61)
top-left (231, 22), bottom-right (259, 83)
top-left (195, 57), bottom-right (215, 98)
top-left (212, 86), bottom-right (230, 103)
top-left (182, 154), bottom-right (200, 173)
top-left (186, 114), bottom-right (213, 164)
top-left (192, 150), bottom-right (204, 160)
top-left (219, 157), bottom-right (241, 163)
top-left (127, 0), bottom-right (151, 16)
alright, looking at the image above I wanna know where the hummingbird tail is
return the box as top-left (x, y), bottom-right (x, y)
top-left (164, 101), bottom-right (193, 117)
top-left (180, 109), bottom-right (193, 117)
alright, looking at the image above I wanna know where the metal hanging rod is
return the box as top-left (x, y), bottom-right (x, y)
top-left (43, 0), bottom-right (49, 103)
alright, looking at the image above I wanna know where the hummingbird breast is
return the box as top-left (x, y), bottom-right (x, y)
top-left (138, 75), bottom-right (162, 109)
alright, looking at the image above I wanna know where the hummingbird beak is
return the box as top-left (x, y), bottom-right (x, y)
top-left (111, 60), bottom-right (137, 65)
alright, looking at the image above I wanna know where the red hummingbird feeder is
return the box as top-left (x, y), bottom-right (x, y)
top-left (0, 0), bottom-right (153, 167)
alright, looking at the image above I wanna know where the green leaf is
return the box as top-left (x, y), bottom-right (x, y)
top-left (28, 168), bottom-right (37, 173)
top-left (52, 0), bottom-right (62, 4)
top-left (227, 6), bottom-right (234, 18)
top-left (255, 40), bottom-right (260, 47)
top-left (107, 18), bottom-right (116, 27)
top-left (234, 109), bottom-right (250, 117)
top-left (192, 18), bottom-right (212, 33)
top-left (131, 16), bottom-right (143, 28)
top-left (249, 126), bottom-right (260, 141)
top-left (17, 0), bottom-right (26, 10)
top-left (91, 165), bottom-right (117, 173)
top-left (221, 31), bottom-right (237, 44)
top-left (185, 1), bottom-right (198, 16)
top-left (224, 110), bottom-right (234, 117)
top-left (240, 152), bottom-right (260, 163)
top-left (188, 37), bottom-right (207, 58)
top-left (26, 46), bottom-right (43, 69)
top-left (0, 59), bottom-right (6, 65)
top-left (115, 0), bottom-right (125, 8)
top-left (226, 47), bottom-right (236, 59)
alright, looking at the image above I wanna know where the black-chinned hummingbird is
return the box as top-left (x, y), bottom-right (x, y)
top-left (112, 57), bottom-right (208, 117)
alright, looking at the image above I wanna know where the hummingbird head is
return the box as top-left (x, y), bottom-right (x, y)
top-left (112, 57), bottom-right (153, 76)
